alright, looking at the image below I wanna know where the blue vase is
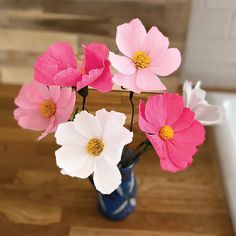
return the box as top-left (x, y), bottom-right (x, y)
top-left (96, 161), bottom-right (137, 221)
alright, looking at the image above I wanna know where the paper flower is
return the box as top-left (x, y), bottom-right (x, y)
top-left (34, 42), bottom-right (113, 93)
top-left (109, 18), bottom-right (181, 93)
top-left (139, 93), bottom-right (205, 173)
top-left (183, 81), bottom-right (222, 125)
top-left (55, 109), bottom-right (133, 194)
top-left (14, 80), bottom-right (76, 140)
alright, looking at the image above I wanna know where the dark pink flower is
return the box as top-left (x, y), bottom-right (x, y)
top-left (139, 93), bottom-right (205, 172)
top-left (34, 42), bottom-right (113, 93)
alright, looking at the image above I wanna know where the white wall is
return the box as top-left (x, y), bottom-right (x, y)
top-left (181, 0), bottom-right (236, 89)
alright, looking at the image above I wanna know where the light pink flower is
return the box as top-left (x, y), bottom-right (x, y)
top-left (110, 18), bottom-right (181, 93)
top-left (14, 80), bottom-right (76, 140)
top-left (139, 93), bottom-right (205, 172)
top-left (34, 42), bottom-right (113, 93)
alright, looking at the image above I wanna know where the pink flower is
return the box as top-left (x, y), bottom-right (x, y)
top-left (34, 42), bottom-right (113, 93)
top-left (110, 18), bottom-right (181, 93)
top-left (139, 93), bottom-right (205, 172)
top-left (14, 80), bottom-right (76, 140)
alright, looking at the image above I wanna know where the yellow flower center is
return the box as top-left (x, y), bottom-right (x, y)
top-left (132, 51), bottom-right (151, 69)
top-left (39, 100), bottom-right (56, 118)
top-left (159, 125), bottom-right (174, 140)
top-left (87, 138), bottom-right (104, 157)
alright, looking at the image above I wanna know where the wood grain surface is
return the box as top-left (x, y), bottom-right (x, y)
top-left (0, 84), bottom-right (234, 236)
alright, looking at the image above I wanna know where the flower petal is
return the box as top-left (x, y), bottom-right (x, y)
top-left (89, 61), bottom-right (113, 93)
top-left (85, 43), bottom-right (109, 60)
top-left (15, 84), bottom-right (40, 109)
top-left (54, 68), bottom-right (82, 87)
top-left (166, 140), bottom-right (197, 170)
top-left (103, 143), bottom-right (123, 165)
top-left (136, 68), bottom-right (166, 91)
top-left (160, 159), bottom-right (182, 173)
top-left (34, 42), bottom-right (77, 85)
top-left (74, 111), bottom-right (102, 138)
top-left (48, 86), bottom-right (61, 102)
top-left (30, 81), bottom-right (51, 102)
top-left (83, 44), bottom-right (104, 72)
top-left (103, 119), bottom-right (133, 146)
top-left (96, 108), bottom-right (126, 129)
top-left (112, 72), bottom-right (142, 93)
top-left (55, 90), bottom-right (76, 124)
top-left (38, 116), bottom-right (56, 140)
top-left (55, 122), bottom-right (87, 146)
top-left (67, 157), bottom-right (95, 179)
top-left (138, 100), bottom-right (154, 133)
top-left (164, 93), bottom-right (184, 126)
top-left (194, 103), bottom-right (222, 125)
top-left (143, 26), bottom-right (169, 54)
top-left (93, 157), bottom-right (122, 194)
top-left (55, 145), bottom-right (88, 173)
top-left (109, 52), bottom-right (136, 75)
top-left (76, 67), bottom-right (104, 91)
top-left (172, 107), bottom-right (195, 132)
top-left (149, 48), bottom-right (181, 76)
top-left (145, 95), bottom-right (165, 128)
top-left (14, 108), bottom-right (50, 131)
top-left (146, 134), bottom-right (182, 173)
top-left (174, 120), bottom-right (205, 146)
top-left (146, 134), bottom-right (164, 158)
top-left (116, 18), bottom-right (146, 57)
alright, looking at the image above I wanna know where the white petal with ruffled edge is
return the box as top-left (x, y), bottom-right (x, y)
top-left (183, 80), bottom-right (222, 125)
top-left (74, 110), bottom-right (102, 138)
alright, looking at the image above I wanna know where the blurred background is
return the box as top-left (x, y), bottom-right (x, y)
top-left (0, 1), bottom-right (236, 236)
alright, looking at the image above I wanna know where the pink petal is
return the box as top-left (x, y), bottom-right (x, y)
top-left (136, 68), bottom-right (166, 91)
top-left (86, 43), bottom-right (109, 60)
top-left (89, 61), bottom-right (113, 93)
top-left (48, 86), bottom-right (61, 102)
top-left (116, 18), bottom-right (146, 57)
top-left (145, 95), bottom-right (165, 128)
top-left (27, 81), bottom-right (51, 103)
top-left (174, 120), bottom-right (205, 146)
top-left (163, 93), bottom-right (184, 125)
top-left (147, 134), bottom-right (192, 173)
top-left (112, 72), bottom-right (142, 93)
top-left (146, 134), bottom-right (164, 158)
top-left (55, 89), bottom-right (76, 124)
top-left (14, 108), bottom-right (50, 131)
top-left (34, 42), bottom-right (77, 85)
top-left (53, 68), bottom-right (82, 87)
top-left (46, 42), bottom-right (77, 68)
top-left (143, 26), bottom-right (169, 54)
top-left (15, 84), bottom-right (39, 109)
top-left (160, 158), bottom-right (183, 173)
top-left (172, 107), bottom-right (195, 132)
top-left (138, 100), bottom-right (155, 133)
top-left (76, 67), bottom-right (104, 91)
top-left (149, 48), bottom-right (181, 76)
top-left (166, 140), bottom-right (197, 170)
top-left (83, 44), bottom-right (104, 72)
top-left (38, 116), bottom-right (56, 140)
top-left (109, 52), bottom-right (136, 75)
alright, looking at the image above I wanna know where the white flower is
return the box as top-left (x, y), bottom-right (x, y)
top-left (55, 109), bottom-right (133, 194)
top-left (183, 80), bottom-right (222, 125)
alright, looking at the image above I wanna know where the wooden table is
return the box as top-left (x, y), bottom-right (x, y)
top-left (0, 84), bottom-right (234, 236)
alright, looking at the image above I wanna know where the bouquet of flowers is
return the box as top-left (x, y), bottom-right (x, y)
top-left (14, 19), bottom-right (222, 221)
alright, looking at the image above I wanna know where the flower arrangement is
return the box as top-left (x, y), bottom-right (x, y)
top-left (14, 18), bottom-right (222, 221)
